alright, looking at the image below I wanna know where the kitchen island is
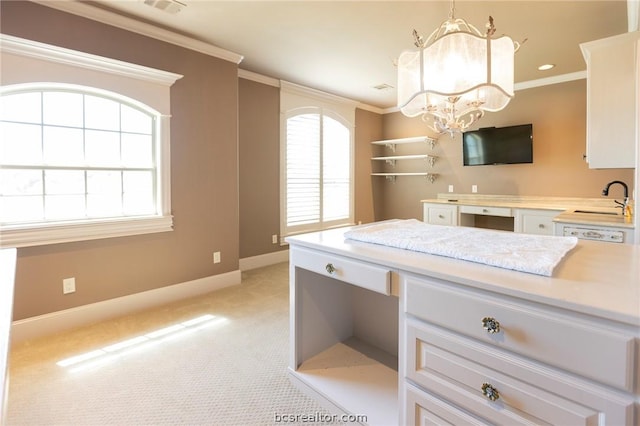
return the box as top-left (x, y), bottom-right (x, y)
top-left (287, 225), bottom-right (639, 425)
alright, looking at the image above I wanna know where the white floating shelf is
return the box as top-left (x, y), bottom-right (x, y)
top-left (371, 136), bottom-right (437, 151)
top-left (371, 154), bottom-right (437, 167)
top-left (371, 172), bottom-right (438, 183)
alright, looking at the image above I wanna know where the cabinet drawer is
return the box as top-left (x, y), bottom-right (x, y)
top-left (406, 319), bottom-right (634, 426)
top-left (515, 209), bottom-right (560, 236)
top-left (459, 204), bottom-right (512, 217)
top-left (427, 207), bottom-right (456, 226)
top-left (406, 321), bottom-right (601, 425)
top-left (405, 383), bottom-right (486, 426)
top-left (423, 203), bottom-right (457, 226)
top-left (404, 275), bottom-right (636, 391)
top-left (291, 247), bottom-right (391, 295)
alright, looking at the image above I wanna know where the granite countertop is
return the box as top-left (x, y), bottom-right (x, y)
top-left (422, 194), bottom-right (634, 229)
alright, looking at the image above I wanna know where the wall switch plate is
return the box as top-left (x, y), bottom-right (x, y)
top-left (272, 234), bottom-right (278, 244)
top-left (63, 277), bottom-right (76, 294)
top-left (448, 185), bottom-right (454, 193)
top-left (213, 251), bottom-right (221, 264)
top-left (472, 185), bottom-right (478, 193)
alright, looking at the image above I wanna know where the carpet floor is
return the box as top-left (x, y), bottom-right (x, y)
top-left (6, 262), bottom-right (342, 425)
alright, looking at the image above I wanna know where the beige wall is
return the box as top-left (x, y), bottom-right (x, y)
top-left (238, 79), bottom-right (283, 258)
top-left (377, 79), bottom-right (635, 220)
top-left (354, 109), bottom-right (383, 225)
top-left (2, 2), bottom-right (240, 320)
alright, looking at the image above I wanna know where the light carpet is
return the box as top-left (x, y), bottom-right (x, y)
top-left (6, 262), bottom-right (343, 425)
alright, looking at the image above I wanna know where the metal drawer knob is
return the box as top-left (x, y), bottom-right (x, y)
top-left (481, 317), bottom-right (501, 334)
top-left (325, 263), bottom-right (336, 274)
top-left (438, 214), bottom-right (445, 219)
top-left (481, 383), bottom-right (500, 401)
top-left (538, 223), bottom-right (545, 228)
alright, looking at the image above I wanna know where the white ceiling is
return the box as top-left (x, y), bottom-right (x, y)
top-left (44, 1), bottom-right (631, 109)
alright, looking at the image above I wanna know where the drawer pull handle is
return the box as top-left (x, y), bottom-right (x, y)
top-left (481, 317), bottom-right (501, 334)
top-left (482, 208), bottom-right (489, 213)
top-left (538, 224), bottom-right (545, 228)
top-left (481, 383), bottom-right (500, 401)
top-left (438, 214), bottom-right (445, 219)
top-left (325, 263), bottom-right (336, 274)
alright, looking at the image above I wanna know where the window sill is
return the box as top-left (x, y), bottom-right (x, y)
top-left (0, 215), bottom-right (173, 248)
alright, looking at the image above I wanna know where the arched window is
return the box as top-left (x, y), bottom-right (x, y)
top-left (0, 35), bottom-right (182, 247)
top-left (280, 82), bottom-right (355, 238)
top-left (1, 84), bottom-right (160, 224)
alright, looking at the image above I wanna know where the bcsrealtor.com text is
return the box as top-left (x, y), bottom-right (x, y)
top-left (274, 412), bottom-right (368, 424)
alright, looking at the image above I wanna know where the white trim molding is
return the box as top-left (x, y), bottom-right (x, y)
top-left (11, 269), bottom-right (241, 343)
top-left (31, 0), bottom-right (244, 64)
top-left (239, 249), bottom-right (289, 271)
top-left (0, 34), bottom-right (183, 85)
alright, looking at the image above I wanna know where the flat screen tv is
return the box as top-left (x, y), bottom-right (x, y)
top-left (462, 124), bottom-right (533, 166)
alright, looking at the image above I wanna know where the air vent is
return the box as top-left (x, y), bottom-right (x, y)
top-left (373, 83), bottom-right (394, 91)
top-left (142, 0), bottom-right (186, 14)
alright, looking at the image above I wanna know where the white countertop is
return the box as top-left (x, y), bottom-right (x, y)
top-left (287, 226), bottom-right (640, 327)
top-left (422, 194), bottom-right (634, 229)
top-left (1, 248), bottom-right (16, 423)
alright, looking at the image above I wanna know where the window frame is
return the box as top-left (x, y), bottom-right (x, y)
top-left (280, 83), bottom-right (356, 240)
top-left (0, 35), bottom-right (181, 248)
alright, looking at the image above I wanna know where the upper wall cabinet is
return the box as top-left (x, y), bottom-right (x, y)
top-left (581, 32), bottom-right (640, 169)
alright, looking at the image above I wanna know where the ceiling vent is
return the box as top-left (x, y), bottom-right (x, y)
top-left (142, 0), bottom-right (186, 14)
top-left (373, 83), bottom-right (394, 91)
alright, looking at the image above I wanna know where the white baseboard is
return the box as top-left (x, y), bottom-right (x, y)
top-left (239, 249), bottom-right (289, 271)
top-left (11, 269), bottom-right (241, 344)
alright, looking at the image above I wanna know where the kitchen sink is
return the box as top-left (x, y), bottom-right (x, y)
top-left (573, 210), bottom-right (618, 216)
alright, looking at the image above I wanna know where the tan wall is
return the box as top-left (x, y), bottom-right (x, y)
top-left (377, 79), bottom-right (635, 220)
top-left (238, 79), bottom-right (283, 258)
top-left (2, 2), bottom-right (240, 320)
top-left (354, 109), bottom-right (383, 225)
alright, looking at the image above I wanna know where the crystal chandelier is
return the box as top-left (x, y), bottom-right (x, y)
top-left (397, 1), bottom-right (521, 135)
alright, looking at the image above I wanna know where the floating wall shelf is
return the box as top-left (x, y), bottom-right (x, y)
top-left (371, 172), bottom-right (438, 183)
top-left (371, 154), bottom-right (437, 168)
top-left (370, 136), bottom-right (438, 151)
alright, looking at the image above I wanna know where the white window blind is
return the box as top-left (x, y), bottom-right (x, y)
top-left (280, 82), bottom-right (355, 239)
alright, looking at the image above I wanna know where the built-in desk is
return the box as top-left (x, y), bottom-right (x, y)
top-left (422, 193), bottom-right (635, 243)
top-left (287, 226), bottom-right (639, 425)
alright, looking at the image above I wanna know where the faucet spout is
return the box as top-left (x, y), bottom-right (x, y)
top-left (602, 180), bottom-right (629, 198)
top-left (602, 180), bottom-right (630, 216)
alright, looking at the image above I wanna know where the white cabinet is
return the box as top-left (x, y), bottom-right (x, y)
top-left (514, 208), bottom-right (561, 235)
top-left (401, 274), bottom-right (637, 425)
top-left (581, 31), bottom-right (640, 169)
top-left (423, 202), bottom-right (458, 226)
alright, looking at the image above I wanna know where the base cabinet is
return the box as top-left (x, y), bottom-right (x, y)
top-left (401, 274), bottom-right (637, 426)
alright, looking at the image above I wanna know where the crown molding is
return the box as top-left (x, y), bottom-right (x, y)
top-left (30, 0), bottom-right (244, 64)
top-left (0, 34), bottom-right (183, 86)
top-left (238, 69), bottom-right (279, 88)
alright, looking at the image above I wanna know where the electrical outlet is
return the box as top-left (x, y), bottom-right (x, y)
top-left (272, 234), bottom-right (278, 244)
top-left (448, 185), bottom-right (454, 193)
top-left (63, 277), bottom-right (76, 294)
top-left (213, 251), bottom-right (221, 264)
top-left (472, 185), bottom-right (478, 193)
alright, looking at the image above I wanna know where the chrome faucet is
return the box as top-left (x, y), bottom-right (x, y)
top-left (602, 180), bottom-right (629, 215)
